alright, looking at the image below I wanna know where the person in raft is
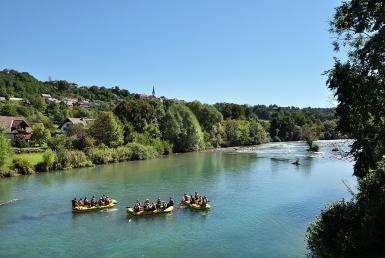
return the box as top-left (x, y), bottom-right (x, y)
top-left (194, 191), bottom-right (199, 200)
top-left (134, 201), bottom-right (141, 212)
top-left (91, 196), bottom-right (96, 206)
top-left (168, 197), bottom-right (174, 206)
top-left (71, 198), bottom-right (78, 207)
top-left (84, 197), bottom-right (89, 206)
top-left (144, 199), bottom-right (151, 211)
top-left (105, 196), bottom-right (110, 205)
top-left (183, 193), bottom-right (189, 202)
top-left (201, 196), bottom-right (208, 207)
top-left (156, 198), bottom-right (162, 208)
top-left (78, 198), bottom-right (84, 207)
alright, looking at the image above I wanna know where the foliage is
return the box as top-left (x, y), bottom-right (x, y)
top-left (30, 123), bottom-right (51, 147)
top-left (0, 103), bottom-right (18, 116)
top-left (86, 147), bottom-right (115, 164)
top-left (322, 120), bottom-right (339, 140)
top-left (47, 134), bottom-right (72, 151)
top-left (214, 102), bottom-right (247, 120)
top-left (27, 112), bottom-right (56, 131)
top-left (42, 148), bottom-right (56, 171)
top-left (65, 123), bottom-right (95, 151)
top-left (0, 167), bottom-right (16, 177)
top-left (161, 104), bottom-right (204, 152)
top-left (222, 119), bottom-right (241, 146)
top-left (306, 1), bottom-right (385, 256)
top-left (306, 157), bottom-right (385, 257)
top-left (325, 0), bottom-right (385, 178)
top-left (0, 132), bottom-right (12, 168)
top-left (186, 101), bottom-right (223, 132)
top-left (53, 149), bottom-right (88, 170)
top-left (132, 132), bottom-right (172, 155)
top-left (301, 124), bottom-right (318, 150)
top-left (113, 99), bottom-right (159, 133)
top-left (11, 136), bottom-right (29, 148)
top-left (126, 142), bottom-right (157, 160)
top-left (90, 111), bottom-right (124, 148)
top-left (29, 95), bottom-right (46, 113)
top-left (12, 157), bottom-right (35, 175)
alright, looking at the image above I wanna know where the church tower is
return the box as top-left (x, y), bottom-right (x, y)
top-left (152, 85), bottom-right (155, 96)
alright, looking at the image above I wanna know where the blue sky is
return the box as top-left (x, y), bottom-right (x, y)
top-left (1, 1), bottom-right (344, 108)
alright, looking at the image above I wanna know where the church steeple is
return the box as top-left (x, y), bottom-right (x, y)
top-left (152, 85), bottom-right (155, 96)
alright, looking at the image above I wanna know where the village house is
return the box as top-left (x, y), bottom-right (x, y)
top-left (69, 82), bottom-right (78, 89)
top-left (57, 117), bottom-right (93, 133)
top-left (0, 116), bottom-right (33, 141)
top-left (75, 101), bottom-right (90, 108)
top-left (41, 94), bottom-right (51, 99)
top-left (45, 97), bottom-right (61, 105)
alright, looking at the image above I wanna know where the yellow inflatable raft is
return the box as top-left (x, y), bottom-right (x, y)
top-left (181, 196), bottom-right (211, 210)
top-left (72, 199), bottom-right (117, 212)
top-left (126, 206), bottom-right (174, 216)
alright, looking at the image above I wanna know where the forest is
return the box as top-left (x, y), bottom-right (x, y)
top-left (0, 68), bottom-right (341, 176)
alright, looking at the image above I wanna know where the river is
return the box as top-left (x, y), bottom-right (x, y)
top-left (0, 140), bottom-right (356, 257)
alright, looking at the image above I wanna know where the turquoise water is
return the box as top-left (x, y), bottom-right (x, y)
top-left (0, 140), bottom-right (355, 257)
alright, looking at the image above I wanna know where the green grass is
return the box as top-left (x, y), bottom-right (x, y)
top-left (6, 152), bottom-right (44, 168)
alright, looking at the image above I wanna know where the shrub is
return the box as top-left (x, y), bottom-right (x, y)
top-left (12, 157), bottom-right (35, 175)
top-left (86, 148), bottom-right (114, 164)
top-left (112, 146), bottom-right (133, 162)
top-left (152, 139), bottom-right (173, 155)
top-left (35, 162), bottom-right (47, 173)
top-left (11, 137), bottom-right (29, 148)
top-left (126, 142), bottom-right (157, 160)
top-left (0, 168), bottom-right (16, 177)
top-left (42, 148), bottom-right (56, 172)
top-left (312, 143), bottom-right (320, 151)
top-left (53, 149), bottom-right (88, 169)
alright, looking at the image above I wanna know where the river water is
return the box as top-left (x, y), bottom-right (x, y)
top-left (0, 140), bottom-right (355, 258)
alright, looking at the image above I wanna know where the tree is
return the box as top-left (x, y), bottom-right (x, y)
top-left (186, 101), bottom-right (223, 133)
top-left (42, 148), bottom-right (56, 171)
top-left (57, 80), bottom-right (70, 91)
top-left (30, 95), bottom-right (46, 113)
top-left (306, 157), bottom-right (385, 257)
top-left (161, 104), bottom-right (204, 152)
top-left (0, 103), bottom-right (18, 116)
top-left (47, 134), bottom-right (72, 151)
top-left (90, 111), bottom-right (124, 148)
top-left (0, 131), bottom-right (12, 168)
top-left (307, 1), bottom-right (385, 256)
top-left (302, 124), bottom-right (318, 151)
top-left (113, 99), bottom-right (158, 133)
top-left (222, 119), bottom-right (241, 146)
top-left (30, 123), bottom-right (51, 147)
top-left (65, 123), bottom-right (92, 150)
top-left (326, 0), bottom-right (385, 178)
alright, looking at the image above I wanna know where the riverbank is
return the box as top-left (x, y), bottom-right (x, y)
top-left (1, 139), bottom-right (353, 178)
